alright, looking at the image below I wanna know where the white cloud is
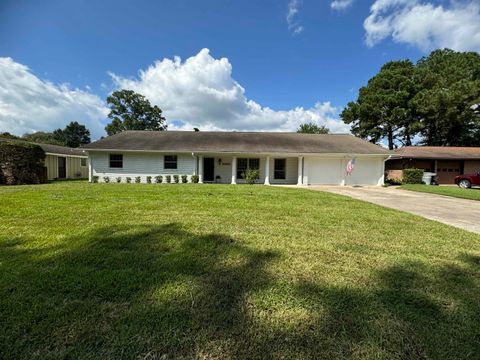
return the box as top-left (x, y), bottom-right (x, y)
top-left (364, 0), bottom-right (480, 52)
top-left (110, 48), bottom-right (349, 133)
top-left (287, 0), bottom-right (304, 35)
top-left (0, 57), bottom-right (108, 139)
top-left (331, 0), bottom-right (355, 11)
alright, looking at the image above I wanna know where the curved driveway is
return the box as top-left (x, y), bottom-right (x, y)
top-left (308, 186), bottom-right (480, 234)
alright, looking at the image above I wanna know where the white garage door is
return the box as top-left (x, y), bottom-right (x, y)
top-left (307, 158), bottom-right (342, 185)
top-left (345, 158), bottom-right (383, 186)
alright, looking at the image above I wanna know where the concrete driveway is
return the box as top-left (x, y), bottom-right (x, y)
top-left (308, 186), bottom-right (480, 234)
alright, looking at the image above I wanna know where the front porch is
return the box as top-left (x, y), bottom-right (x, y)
top-left (194, 155), bottom-right (304, 185)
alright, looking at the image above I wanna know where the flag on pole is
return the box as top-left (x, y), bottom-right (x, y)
top-left (346, 158), bottom-right (356, 176)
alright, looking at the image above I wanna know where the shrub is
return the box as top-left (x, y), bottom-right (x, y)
top-left (0, 140), bottom-right (46, 185)
top-left (92, 176), bottom-right (99, 183)
top-left (146, 176), bottom-right (152, 184)
top-left (385, 177), bottom-right (402, 186)
top-left (243, 169), bottom-right (259, 185)
top-left (166, 175), bottom-right (171, 183)
top-left (181, 175), bottom-right (188, 183)
top-left (173, 175), bottom-right (179, 183)
top-left (155, 175), bottom-right (163, 184)
top-left (191, 174), bottom-right (199, 183)
top-left (116, 177), bottom-right (122, 183)
top-left (126, 177), bottom-right (132, 183)
top-left (135, 176), bottom-right (141, 183)
top-left (403, 168), bottom-right (424, 184)
top-left (103, 176), bottom-right (110, 183)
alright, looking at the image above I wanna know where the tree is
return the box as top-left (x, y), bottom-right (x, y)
top-left (105, 90), bottom-right (167, 136)
top-left (341, 60), bottom-right (418, 149)
top-left (0, 132), bottom-right (20, 140)
top-left (412, 49), bottom-right (480, 146)
top-left (53, 121), bottom-right (91, 147)
top-left (22, 131), bottom-right (65, 146)
top-left (297, 123), bottom-right (330, 134)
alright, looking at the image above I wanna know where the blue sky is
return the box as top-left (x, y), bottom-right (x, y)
top-left (1, 0), bottom-right (479, 139)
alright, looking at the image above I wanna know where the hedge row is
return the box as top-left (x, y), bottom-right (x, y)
top-left (0, 140), bottom-right (47, 185)
top-left (93, 174), bottom-right (199, 184)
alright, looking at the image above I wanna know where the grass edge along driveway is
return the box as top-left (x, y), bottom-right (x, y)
top-left (0, 181), bottom-right (479, 359)
top-left (400, 183), bottom-right (480, 201)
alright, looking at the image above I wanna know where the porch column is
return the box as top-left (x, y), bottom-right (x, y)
top-left (264, 156), bottom-right (271, 185)
top-left (231, 156), bottom-right (237, 184)
top-left (297, 156), bottom-right (303, 186)
top-left (88, 156), bottom-right (92, 182)
top-left (198, 155), bottom-right (204, 183)
top-left (340, 158), bottom-right (346, 186)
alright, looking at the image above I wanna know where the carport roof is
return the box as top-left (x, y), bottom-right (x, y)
top-left (395, 146), bottom-right (480, 160)
top-left (82, 131), bottom-right (391, 155)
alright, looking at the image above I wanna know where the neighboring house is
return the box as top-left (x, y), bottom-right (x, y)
top-left (82, 131), bottom-right (391, 186)
top-left (386, 146), bottom-right (480, 184)
top-left (0, 138), bottom-right (88, 180)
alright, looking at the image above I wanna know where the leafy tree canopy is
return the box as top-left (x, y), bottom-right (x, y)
top-left (53, 121), bottom-right (91, 147)
top-left (297, 123), bottom-right (330, 134)
top-left (341, 49), bottom-right (480, 149)
top-left (22, 131), bottom-right (65, 146)
top-left (105, 89), bottom-right (167, 136)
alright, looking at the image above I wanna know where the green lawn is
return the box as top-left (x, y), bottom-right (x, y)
top-left (1, 181), bottom-right (479, 359)
top-left (401, 184), bottom-right (480, 201)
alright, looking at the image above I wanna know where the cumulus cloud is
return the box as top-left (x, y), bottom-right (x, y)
top-left (364, 0), bottom-right (480, 52)
top-left (287, 0), bottom-right (304, 35)
top-left (110, 48), bottom-right (349, 133)
top-left (0, 57), bottom-right (108, 138)
top-left (331, 0), bottom-right (355, 11)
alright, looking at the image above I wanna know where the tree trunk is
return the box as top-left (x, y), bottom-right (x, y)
top-left (387, 127), bottom-right (394, 150)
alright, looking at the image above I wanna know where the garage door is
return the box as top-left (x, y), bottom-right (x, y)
top-left (307, 158), bottom-right (342, 185)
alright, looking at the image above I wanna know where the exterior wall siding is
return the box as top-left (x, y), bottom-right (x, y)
top-left (90, 152), bottom-right (196, 182)
top-left (44, 154), bottom-right (88, 180)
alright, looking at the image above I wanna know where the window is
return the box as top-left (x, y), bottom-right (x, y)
top-left (80, 158), bottom-right (87, 167)
top-left (237, 158), bottom-right (259, 179)
top-left (274, 159), bottom-right (286, 179)
top-left (109, 154), bottom-right (123, 168)
top-left (164, 155), bottom-right (178, 169)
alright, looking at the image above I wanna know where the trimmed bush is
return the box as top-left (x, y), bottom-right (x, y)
top-left (155, 175), bottom-right (163, 184)
top-left (92, 176), bottom-right (99, 183)
top-left (181, 175), bottom-right (188, 183)
top-left (0, 140), bottom-right (47, 185)
top-left (244, 169), bottom-right (259, 185)
top-left (403, 168), bottom-right (424, 184)
top-left (191, 175), bottom-right (199, 183)
top-left (135, 176), bottom-right (141, 183)
top-left (103, 176), bottom-right (110, 183)
top-left (146, 176), bottom-right (152, 184)
top-left (116, 177), bottom-right (122, 183)
top-left (165, 175), bottom-right (171, 183)
top-left (173, 175), bottom-right (179, 183)
top-left (126, 177), bottom-right (132, 184)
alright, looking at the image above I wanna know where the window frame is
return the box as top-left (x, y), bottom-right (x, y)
top-left (237, 158), bottom-right (260, 179)
top-left (80, 158), bottom-right (87, 167)
top-left (164, 155), bottom-right (178, 170)
top-left (274, 158), bottom-right (286, 180)
top-left (109, 154), bottom-right (123, 169)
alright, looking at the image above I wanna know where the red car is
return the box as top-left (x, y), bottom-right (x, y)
top-left (454, 172), bottom-right (480, 188)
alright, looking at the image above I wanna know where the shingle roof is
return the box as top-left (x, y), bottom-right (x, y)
top-left (0, 138), bottom-right (86, 156)
top-left (395, 146), bottom-right (480, 160)
top-left (82, 131), bottom-right (390, 155)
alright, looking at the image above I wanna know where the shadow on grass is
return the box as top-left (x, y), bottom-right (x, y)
top-left (0, 225), bottom-right (479, 359)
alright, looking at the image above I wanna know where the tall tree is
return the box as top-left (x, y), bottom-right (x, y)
top-left (341, 60), bottom-right (418, 150)
top-left (297, 123), bottom-right (330, 134)
top-left (105, 90), bottom-right (167, 136)
top-left (53, 121), bottom-right (91, 147)
top-left (412, 49), bottom-right (480, 146)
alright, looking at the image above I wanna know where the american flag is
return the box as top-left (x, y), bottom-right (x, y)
top-left (346, 158), bottom-right (356, 176)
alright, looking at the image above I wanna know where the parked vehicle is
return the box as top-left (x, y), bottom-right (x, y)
top-left (454, 172), bottom-right (480, 189)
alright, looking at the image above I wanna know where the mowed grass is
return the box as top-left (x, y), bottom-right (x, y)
top-left (401, 184), bottom-right (480, 201)
top-left (0, 181), bottom-right (479, 359)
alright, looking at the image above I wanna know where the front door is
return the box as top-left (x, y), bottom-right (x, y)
top-left (204, 157), bottom-right (215, 182)
top-left (58, 157), bottom-right (66, 179)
